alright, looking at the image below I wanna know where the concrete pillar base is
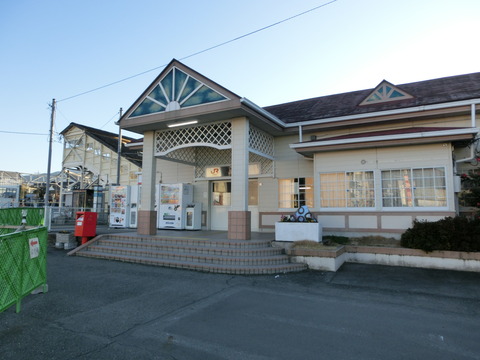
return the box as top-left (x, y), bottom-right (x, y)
top-left (137, 210), bottom-right (157, 235)
top-left (228, 211), bottom-right (251, 240)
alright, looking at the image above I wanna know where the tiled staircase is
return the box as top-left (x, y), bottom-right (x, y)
top-left (70, 234), bottom-right (306, 275)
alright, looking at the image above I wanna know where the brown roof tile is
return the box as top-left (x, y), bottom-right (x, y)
top-left (264, 72), bottom-right (480, 123)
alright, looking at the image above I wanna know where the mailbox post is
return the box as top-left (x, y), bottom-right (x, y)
top-left (75, 211), bottom-right (98, 244)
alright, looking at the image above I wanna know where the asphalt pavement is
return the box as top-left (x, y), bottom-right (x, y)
top-left (1, 242), bottom-right (480, 359)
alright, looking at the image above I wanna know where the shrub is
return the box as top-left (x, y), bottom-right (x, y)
top-left (401, 217), bottom-right (480, 252)
top-left (322, 235), bottom-right (350, 245)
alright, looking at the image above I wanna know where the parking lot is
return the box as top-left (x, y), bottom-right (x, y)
top-left (2, 244), bottom-right (480, 359)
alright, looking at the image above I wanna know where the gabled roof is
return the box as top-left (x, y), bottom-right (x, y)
top-left (119, 59), bottom-right (283, 135)
top-left (127, 63), bottom-right (231, 119)
top-left (265, 72), bottom-right (480, 124)
top-left (61, 123), bottom-right (143, 167)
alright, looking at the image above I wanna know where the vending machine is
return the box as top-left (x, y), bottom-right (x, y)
top-left (109, 185), bottom-right (131, 228)
top-left (129, 173), bottom-right (142, 229)
top-left (185, 203), bottom-right (202, 230)
top-left (129, 185), bottom-right (140, 228)
top-left (156, 183), bottom-right (193, 229)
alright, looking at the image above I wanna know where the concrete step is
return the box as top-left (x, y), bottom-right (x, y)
top-left (85, 244), bottom-right (290, 266)
top-left (76, 250), bottom-right (307, 275)
top-left (95, 238), bottom-right (284, 257)
top-left (100, 235), bottom-right (272, 249)
top-left (73, 234), bottom-right (307, 275)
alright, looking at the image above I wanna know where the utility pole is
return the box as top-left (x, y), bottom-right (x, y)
top-left (44, 98), bottom-right (56, 230)
top-left (116, 108), bottom-right (123, 185)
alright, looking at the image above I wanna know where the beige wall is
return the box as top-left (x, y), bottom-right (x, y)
top-left (274, 135), bottom-right (314, 179)
top-left (313, 143), bottom-right (455, 212)
top-left (155, 159), bottom-right (195, 184)
top-left (257, 141), bottom-right (458, 237)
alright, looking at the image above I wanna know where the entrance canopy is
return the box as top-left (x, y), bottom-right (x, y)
top-left (118, 59), bottom-right (283, 136)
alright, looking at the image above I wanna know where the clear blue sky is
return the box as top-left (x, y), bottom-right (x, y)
top-left (1, 0), bottom-right (479, 174)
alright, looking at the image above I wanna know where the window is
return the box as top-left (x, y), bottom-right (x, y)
top-left (130, 67), bottom-right (228, 118)
top-left (359, 80), bottom-right (413, 105)
top-left (278, 177), bottom-right (313, 209)
top-left (65, 138), bottom-right (82, 149)
top-left (213, 181), bottom-right (231, 206)
top-left (319, 171), bottom-right (374, 208)
top-left (212, 181), bottom-right (258, 206)
top-left (381, 167), bottom-right (446, 207)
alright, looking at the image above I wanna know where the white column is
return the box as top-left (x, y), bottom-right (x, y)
top-left (230, 117), bottom-right (249, 210)
top-left (141, 130), bottom-right (156, 211)
top-left (138, 130), bottom-right (157, 235)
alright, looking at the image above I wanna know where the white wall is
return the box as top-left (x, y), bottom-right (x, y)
top-left (314, 143), bottom-right (455, 212)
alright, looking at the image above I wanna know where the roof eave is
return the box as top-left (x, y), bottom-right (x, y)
top-left (290, 128), bottom-right (479, 156)
top-left (284, 98), bottom-right (480, 129)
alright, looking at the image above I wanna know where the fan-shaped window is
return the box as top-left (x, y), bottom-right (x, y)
top-left (130, 67), bottom-right (228, 118)
top-left (359, 81), bottom-right (413, 105)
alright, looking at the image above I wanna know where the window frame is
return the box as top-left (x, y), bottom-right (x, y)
top-left (319, 170), bottom-right (375, 209)
top-left (278, 177), bottom-right (314, 209)
top-left (381, 167), bottom-right (447, 209)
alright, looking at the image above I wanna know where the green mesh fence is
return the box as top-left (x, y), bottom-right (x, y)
top-left (0, 227), bottom-right (48, 313)
top-left (0, 208), bottom-right (44, 227)
top-left (0, 228), bottom-right (16, 236)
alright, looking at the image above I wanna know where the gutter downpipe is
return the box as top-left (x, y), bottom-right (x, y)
top-left (299, 125), bottom-right (303, 142)
top-left (456, 103), bottom-right (479, 164)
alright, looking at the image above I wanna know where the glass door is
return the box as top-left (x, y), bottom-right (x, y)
top-left (210, 181), bottom-right (231, 230)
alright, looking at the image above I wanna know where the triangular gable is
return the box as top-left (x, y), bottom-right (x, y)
top-left (128, 61), bottom-right (231, 119)
top-left (359, 80), bottom-right (413, 106)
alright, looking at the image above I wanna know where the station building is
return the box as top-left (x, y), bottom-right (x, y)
top-left (118, 59), bottom-right (480, 240)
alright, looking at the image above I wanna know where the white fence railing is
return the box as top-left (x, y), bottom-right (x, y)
top-left (48, 207), bottom-right (109, 228)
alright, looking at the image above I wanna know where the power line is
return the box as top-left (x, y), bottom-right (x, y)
top-left (100, 111), bottom-right (121, 129)
top-left (179, 0), bottom-right (338, 62)
top-left (58, 0), bottom-right (337, 103)
top-left (0, 130), bottom-right (49, 136)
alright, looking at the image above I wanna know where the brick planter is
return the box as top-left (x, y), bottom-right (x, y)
top-left (287, 245), bottom-right (480, 273)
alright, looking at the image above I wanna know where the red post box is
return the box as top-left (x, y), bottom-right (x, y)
top-left (75, 211), bottom-right (98, 244)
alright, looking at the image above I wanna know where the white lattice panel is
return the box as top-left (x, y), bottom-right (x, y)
top-left (249, 126), bottom-right (274, 158)
top-left (249, 152), bottom-right (273, 175)
top-left (162, 147), bottom-right (197, 165)
top-left (156, 121), bottom-right (231, 155)
top-left (153, 121), bottom-right (274, 178)
top-left (195, 148), bottom-right (232, 178)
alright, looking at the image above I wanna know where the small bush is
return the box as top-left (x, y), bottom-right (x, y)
top-left (401, 217), bottom-right (480, 252)
top-left (322, 235), bottom-right (349, 245)
top-left (291, 240), bottom-right (330, 249)
top-left (349, 236), bottom-right (399, 247)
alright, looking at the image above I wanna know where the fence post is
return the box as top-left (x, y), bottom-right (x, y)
top-left (47, 207), bottom-right (52, 231)
top-left (16, 236), bottom-right (25, 313)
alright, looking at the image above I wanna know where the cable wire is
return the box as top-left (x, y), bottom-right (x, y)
top-left (0, 130), bottom-right (49, 136)
top-left (100, 111), bottom-right (121, 129)
top-left (58, 0), bottom-right (337, 102)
